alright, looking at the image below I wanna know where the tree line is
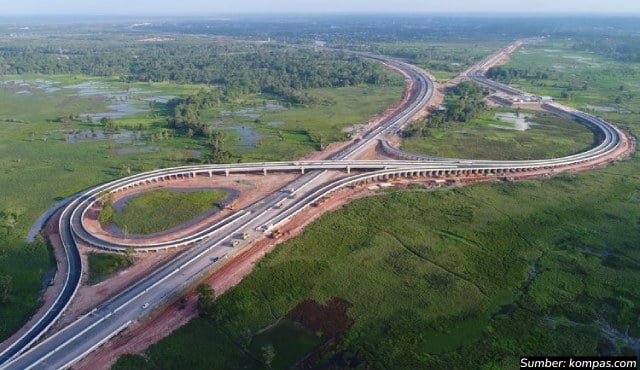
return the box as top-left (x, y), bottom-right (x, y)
top-left (0, 40), bottom-right (397, 103)
top-left (486, 66), bottom-right (549, 83)
top-left (573, 37), bottom-right (640, 63)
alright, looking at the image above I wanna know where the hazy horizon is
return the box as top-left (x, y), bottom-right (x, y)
top-left (2, 0), bottom-right (640, 16)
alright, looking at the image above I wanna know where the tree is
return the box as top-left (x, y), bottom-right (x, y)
top-left (1, 208), bottom-right (24, 235)
top-left (0, 275), bottom-right (12, 304)
top-left (195, 283), bottom-right (215, 316)
top-left (261, 343), bottom-right (276, 368)
top-left (100, 117), bottom-right (117, 131)
top-left (206, 130), bottom-right (231, 164)
top-left (125, 247), bottom-right (135, 264)
top-left (119, 163), bottom-right (131, 177)
top-left (239, 329), bottom-right (252, 348)
top-left (99, 193), bottom-right (115, 226)
top-left (444, 81), bottom-right (486, 122)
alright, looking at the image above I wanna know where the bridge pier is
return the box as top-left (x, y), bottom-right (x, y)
top-left (225, 169), bottom-right (229, 177)
top-left (301, 167), bottom-right (305, 174)
top-left (346, 166), bottom-right (351, 174)
top-left (263, 168), bottom-right (268, 176)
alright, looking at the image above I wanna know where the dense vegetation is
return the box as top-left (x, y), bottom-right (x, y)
top-left (573, 37), bottom-right (640, 63)
top-left (166, 90), bottom-right (221, 137)
top-left (364, 42), bottom-right (505, 81)
top-left (137, 16), bottom-right (640, 44)
top-left (444, 81), bottom-right (487, 122)
top-left (0, 40), bottom-right (396, 103)
top-left (486, 66), bottom-right (550, 84)
top-left (110, 189), bottom-right (229, 235)
top-left (402, 81), bottom-right (486, 138)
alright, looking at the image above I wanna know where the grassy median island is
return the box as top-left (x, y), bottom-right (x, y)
top-left (113, 152), bottom-right (640, 368)
top-left (108, 189), bottom-right (229, 235)
top-left (87, 253), bottom-right (133, 285)
top-left (402, 109), bottom-right (596, 160)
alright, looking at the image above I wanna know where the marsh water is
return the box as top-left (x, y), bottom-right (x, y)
top-left (491, 112), bottom-right (536, 131)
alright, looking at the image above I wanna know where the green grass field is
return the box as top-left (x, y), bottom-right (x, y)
top-left (402, 110), bottom-right (596, 160)
top-left (505, 42), bottom-right (640, 123)
top-left (111, 189), bottom-right (228, 235)
top-left (87, 253), bottom-right (133, 285)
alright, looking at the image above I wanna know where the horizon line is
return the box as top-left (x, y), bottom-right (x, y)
top-left (1, 11), bottom-right (640, 18)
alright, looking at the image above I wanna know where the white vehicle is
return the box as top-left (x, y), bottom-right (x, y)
top-left (142, 303), bottom-right (149, 309)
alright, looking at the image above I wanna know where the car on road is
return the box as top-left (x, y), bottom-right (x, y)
top-left (142, 303), bottom-right (149, 309)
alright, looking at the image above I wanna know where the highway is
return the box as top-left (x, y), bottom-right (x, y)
top-left (0, 41), bottom-right (628, 370)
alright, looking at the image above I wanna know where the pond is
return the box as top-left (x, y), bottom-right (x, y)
top-left (213, 125), bottom-right (264, 149)
top-left (111, 146), bottom-right (161, 156)
top-left (2, 79), bottom-right (61, 93)
top-left (63, 81), bottom-right (174, 119)
top-left (220, 103), bottom-right (286, 119)
top-left (583, 104), bottom-right (630, 114)
top-left (490, 112), bottom-right (536, 131)
top-left (143, 95), bottom-right (177, 104)
top-left (58, 129), bottom-right (139, 144)
top-left (81, 102), bottom-right (149, 121)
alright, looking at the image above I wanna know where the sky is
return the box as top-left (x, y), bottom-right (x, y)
top-left (2, 0), bottom-right (639, 16)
